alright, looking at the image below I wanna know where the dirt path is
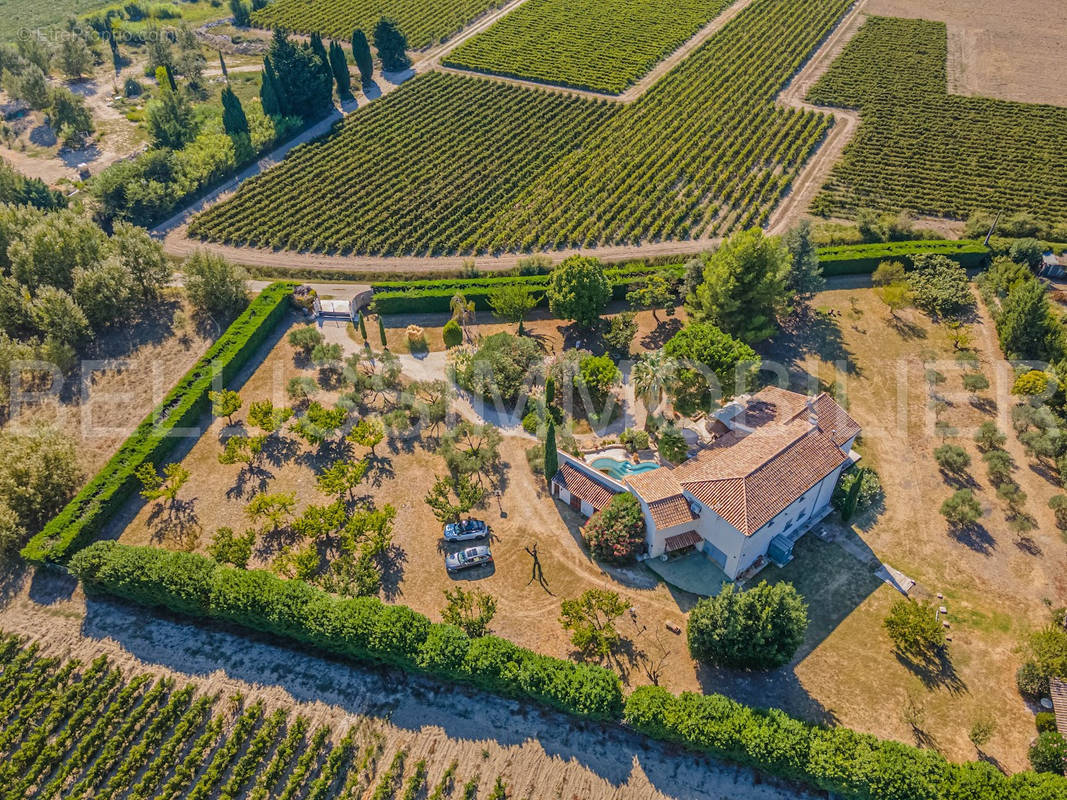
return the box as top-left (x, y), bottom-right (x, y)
top-left (0, 568), bottom-right (815, 800)
top-left (766, 1), bottom-right (867, 235)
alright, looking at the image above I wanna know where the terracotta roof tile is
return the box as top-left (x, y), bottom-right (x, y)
top-left (625, 468), bottom-right (683, 502)
top-left (1052, 678), bottom-right (1067, 736)
top-left (647, 495), bottom-right (698, 529)
top-left (809, 392), bottom-right (861, 447)
top-left (674, 420), bottom-right (848, 535)
top-left (664, 530), bottom-right (702, 551)
top-left (552, 464), bottom-right (620, 511)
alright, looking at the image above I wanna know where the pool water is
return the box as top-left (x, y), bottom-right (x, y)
top-left (590, 457), bottom-right (660, 480)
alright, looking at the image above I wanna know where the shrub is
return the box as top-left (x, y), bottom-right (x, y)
top-left (657, 426), bottom-right (687, 464)
top-left (1029, 731), bottom-right (1067, 775)
top-left (70, 541), bottom-right (624, 720)
top-left (442, 318), bottom-right (462, 348)
top-left (1037, 712), bottom-right (1058, 734)
top-left (623, 686), bottom-right (1066, 800)
top-left (22, 284), bottom-right (295, 564)
top-left (453, 332), bottom-right (541, 403)
top-left (831, 467), bottom-right (882, 515)
top-left (687, 581), bottom-right (808, 670)
top-left (582, 494), bottom-right (645, 563)
top-left (619, 428), bottom-right (650, 453)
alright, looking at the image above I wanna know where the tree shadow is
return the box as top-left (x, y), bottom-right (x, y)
top-left (639, 318), bottom-right (683, 350)
top-left (1027, 461), bottom-right (1062, 487)
top-left (770, 311), bottom-right (859, 376)
top-left (893, 649), bottom-right (967, 694)
top-left (378, 544), bottom-right (408, 602)
top-left (225, 463), bottom-right (274, 501)
top-left (947, 523), bottom-right (996, 555)
top-left (969, 396), bottom-right (996, 415)
top-left (1014, 534), bottom-right (1042, 556)
top-left (887, 316), bottom-right (927, 340)
top-left (146, 499), bottom-right (202, 551)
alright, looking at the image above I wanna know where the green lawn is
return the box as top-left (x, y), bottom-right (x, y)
top-left (761, 534), bottom-right (883, 653)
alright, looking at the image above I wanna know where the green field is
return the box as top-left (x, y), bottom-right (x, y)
top-left (250, 0), bottom-right (505, 49)
top-left (0, 0), bottom-right (108, 39)
top-left (443, 0), bottom-right (732, 94)
top-left (191, 0), bottom-right (851, 255)
top-left (807, 16), bottom-right (1067, 229)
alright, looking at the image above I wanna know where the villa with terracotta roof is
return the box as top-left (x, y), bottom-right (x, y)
top-left (550, 386), bottom-right (861, 585)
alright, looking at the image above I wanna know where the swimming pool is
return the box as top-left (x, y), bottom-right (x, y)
top-left (590, 457), bottom-right (660, 480)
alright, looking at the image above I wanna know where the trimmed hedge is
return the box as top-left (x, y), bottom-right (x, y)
top-left (819, 240), bottom-right (991, 276)
top-left (624, 686), bottom-right (1067, 800)
top-left (69, 542), bottom-right (624, 721)
top-left (371, 264), bottom-right (685, 315)
top-left (21, 283), bottom-right (296, 565)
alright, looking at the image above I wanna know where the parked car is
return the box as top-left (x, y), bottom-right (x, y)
top-left (445, 546), bottom-right (493, 573)
top-left (443, 519), bottom-right (489, 542)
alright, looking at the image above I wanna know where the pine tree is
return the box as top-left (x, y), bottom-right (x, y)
top-left (544, 418), bottom-right (559, 480)
top-left (378, 314), bottom-right (387, 348)
top-left (259, 57), bottom-right (281, 117)
top-left (221, 85), bottom-right (249, 136)
top-left (218, 50), bottom-right (228, 80)
top-left (328, 41), bottom-right (351, 97)
top-left (373, 17), bottom-right (410, 73)
top-left (146, 66), bottom-right (195, 148)
top-left (351, 29), bottom-right (373, 86)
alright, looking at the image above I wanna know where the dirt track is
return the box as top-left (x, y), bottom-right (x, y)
top-left (0, 566), bottom-right (815, 800)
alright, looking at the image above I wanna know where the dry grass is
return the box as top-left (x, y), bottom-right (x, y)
top-left (865, 0), bottom-right (1067, 107)
top-left (105, 287), bottom-right (1064, 770)
top-left (2, 291), bottom-right (219, 480)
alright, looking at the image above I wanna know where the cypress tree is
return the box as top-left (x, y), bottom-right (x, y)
top-left (221, 85), bottom-right (249, 135)
top-left (351, 29), bottom-right (373, 86)
top-left (161, 63), bottom-right (177, 92)
top-left (309, 32), bottom-right (332, 86)
top-left (545, 375), bottom-right (555, 407)
top-left (328, 40), bottom-right (351, 97)
top-left (378, 314), bottom-right (387, 348)
top-left (544, 419), bottom-right (559, 480)
top-left (373, 17), bottom-right (410, 73)
top-left (358, 310), bottom-right (368, 342)
top-left (259, 56), bottom-right (281, 117)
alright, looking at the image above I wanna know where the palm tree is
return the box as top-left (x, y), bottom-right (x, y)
top-left (631, 350), bottom-right (678, 413)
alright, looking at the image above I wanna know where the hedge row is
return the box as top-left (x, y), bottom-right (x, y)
top-left (69, 542), bottom-right (624, 721)
top-left (819, 240), bottom-right (991, 276)
top-left (624, 687), bottom-right (1066, 800)
top-left (68, 542), bottom-right (1067, 799)
top-left (371, 264), bottom-right (686, 315)
top-left (21, 283), bottom-right (296, 565)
